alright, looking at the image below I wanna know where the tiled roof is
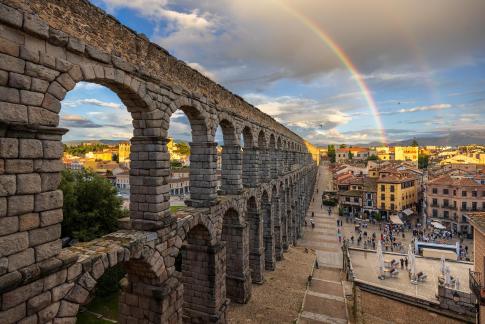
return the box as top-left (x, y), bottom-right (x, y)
top-left (428, 174), bottom-right (481, 187)
top-left (340, 190), bottom-right (362, 197)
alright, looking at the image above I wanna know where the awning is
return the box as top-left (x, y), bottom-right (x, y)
top-left (390, 215), bottom-right (403, 225)
top-left (402, 208), bottom-right (413, 216)
top-left (431, 221), bottom-right (446, 230)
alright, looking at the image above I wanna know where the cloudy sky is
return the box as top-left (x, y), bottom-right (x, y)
top-left (61, 0), bottom-right (485, 145)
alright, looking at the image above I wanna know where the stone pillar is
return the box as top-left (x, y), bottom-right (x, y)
top-left (181, 243), bottom-right (228, 323)
top-left (259, 149), bottom-right (270, 183)
top-left (269, 149), bottom-right (278, 179)
top-left (242, 147), bottom-right (259, 187)
top-left (281, 190), bottom-right (289, 251)
top-left (248, 207), bottom-right (264, 283)
top-left (263, 201), bottom-right (275, 271)
top-left (119, 274), bottom-right (181, 324)
top-left (220, 144), bottom-right (243, 195)
top-left (273, 196), bottom-right (283, 261)
top-left (130, 136), bottom-right (171, 231)
top-left (222, 222), bottom-right (252, 304)
top-left (0, 123), bottom-right (66, 278)
top-left (277, 150), bottom-right (284, 176)
top-left (187, 142), bottom-right (218, 207)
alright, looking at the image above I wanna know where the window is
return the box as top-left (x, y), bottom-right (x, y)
top-left (390, 194), bottom-right (395, 202)
top-left (367, 193), bottom-right (372, 200)
top-left (482, 202), bottom-right (485, 210)
top-left (461, 202), bottom-right (467, 210)
top-left (432, 188), bottom-right (437, 194)
top-left (443, 188), bottom-right (449, 195)
top-left (345, 197), bottom-right (350, 202)
top-left (472, 191), bottom-right (477, 197)
top-left (482, 191), bottom-right (485, 197)
top-left (443, 199), bottom-right (449, 207)
top-left (367, 200), bottom-right (372, 207)
top-left (462, 191), bottom-right (467, 197)
top-left (432, 209), bottom-right (438, 217)
top-left (472, 202), bottom-right (477, 211)
top-left (381, 194), bottom-right (385, 200)
top-left (390, 203), bottom-right (395, 210)
top-left (354, 197), bottom-right (359, 203)
top-left (381, 185), bottom-right (385, 191)
top-left (453, 190), bottom-right (456, 196)
top-left (432, 198), bottom-right (437, 206)
top-left (381, 203), bottom-right (385, 209)
top-left (443, 211), bottom-right (449, 219)
top-left (390, 185), bottom-right (395, 192)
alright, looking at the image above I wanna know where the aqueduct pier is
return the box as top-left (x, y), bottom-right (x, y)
top-left (0, 1), bottom-right (318, 322)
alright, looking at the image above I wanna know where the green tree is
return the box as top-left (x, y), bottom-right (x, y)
top-left (348, 148), bottom-right (354, 160)
top-left (60, 169), bottom-right (125, 242)
top-left (327, 144), bottom-right (336, 163)
top-left (112, 153), bottom-right (119, 163)
top-left (418, 154), bottom-right (429, 169)
top-left (411, 138), bottom-right (419, 147)
top-left (367, 155), bottom-right (379, 161)
top-left (174, 142), bottom-right (190, 156)
top-left (339, 144), bottom-right (347, 149)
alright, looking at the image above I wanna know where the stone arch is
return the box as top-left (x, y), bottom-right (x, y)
top-left (257, 130), bottom-right (270, 182)
top-left (168, 97), bottom-right (217, 207)
top-left (221, 207), bottom-right (251, 303)
top-left (242, 126), bottom-right (257, 188)
top-left (53, 234), bottom-right (165, 322)
top-left (179, 223), bottom-right (227, 322)
top-left (246, 196), bottom-right (264, 283)
top-left (217, 117), bottom-right (243, 195)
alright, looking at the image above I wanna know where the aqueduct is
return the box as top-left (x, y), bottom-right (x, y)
top-left (0, 1), bottom-right (318, 323)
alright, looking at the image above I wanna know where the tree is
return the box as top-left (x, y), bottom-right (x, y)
top-left (339, 144), bottom-right (347, 149)
top-left (327, 144), bottom-right (336, 163)
top-left (348, 149), bottom-right (354, 160)
top-left (418, 154), bottom-right (429, 169)
top-left (60, 169), bottom-right (126, 242)
top-left (174, 142), bottom-right (190, 156)
top-left (112, 153), bottom-right (119, 163)
top-left (367, 155), bottom-right (379, 161)
top-left (411, 138), bottom-right (419, 147)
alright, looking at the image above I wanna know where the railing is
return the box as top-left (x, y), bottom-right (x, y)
top-left (469, 269), bottom-right (485, 304)
top-left (441, 204), bottom-right (456, 210)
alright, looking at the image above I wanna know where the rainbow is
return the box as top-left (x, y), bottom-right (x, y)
top-left (275, 1), bottom-right (388, 144)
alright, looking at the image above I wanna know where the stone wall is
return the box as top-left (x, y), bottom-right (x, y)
top-left (0, 1), bottom-right (318, 323)
top-left (354, 287), bottom-right (466, 324)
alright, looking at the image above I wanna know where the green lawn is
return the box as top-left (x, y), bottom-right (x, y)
top-left (170, 205), bottom-right (185, 213)
top-left (77, 292), bottom-right (119, 324)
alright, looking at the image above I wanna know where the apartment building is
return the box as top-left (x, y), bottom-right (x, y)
top-left (426, 174), bottom-right (485, 235)
top-left (377, 170), bottom-right (418, 218)
top-left (336, 147), bottom-right (371, 162)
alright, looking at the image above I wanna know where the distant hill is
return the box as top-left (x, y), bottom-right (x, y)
top-left (322, 130), bottom-right (485, 148)
top-left (63, 139), bottom-right (129, 146)
top-left (387, 130), bottom-right (485, 147)
top-left (63, 138), bottom-right (190, 146)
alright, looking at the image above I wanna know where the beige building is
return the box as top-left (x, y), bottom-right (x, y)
top-left (336, 147), bottom-right (371, 162)
top-left (426, 174), bottom-right (485, 235)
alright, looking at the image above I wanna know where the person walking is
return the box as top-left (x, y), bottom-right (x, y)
top-left (405, 257), bottom-right (408, 269)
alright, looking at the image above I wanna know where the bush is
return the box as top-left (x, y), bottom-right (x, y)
top-left (322, 199), bottom-right (337, 206)
top-left (60, 169), bottom-right (124, 242)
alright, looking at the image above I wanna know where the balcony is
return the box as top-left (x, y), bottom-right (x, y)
top-left (469, 270), bottom-right (485, 305)
top-left (441, 204), bottom-right (456, 210)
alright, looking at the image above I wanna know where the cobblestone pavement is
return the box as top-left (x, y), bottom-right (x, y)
top-left (299, 162), bottom-right (348, 324)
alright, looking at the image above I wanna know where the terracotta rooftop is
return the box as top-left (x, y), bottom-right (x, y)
top-left (428, 174), bottom-right (482, 187)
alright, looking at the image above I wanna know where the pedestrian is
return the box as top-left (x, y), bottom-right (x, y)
top-left (311, 219), bottom-right (315, 229)
top-left (312, 211), bottom-right (314, 217)
top-left (304, 220), bottom-right (307, 227)
top-left (405, 257), bottom-right (408, 269)
top-left (351, 236), bottom-right (354, 244)
top-left (337, 219), bottom-right (339, 227)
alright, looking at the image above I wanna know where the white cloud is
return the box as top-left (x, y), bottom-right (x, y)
top-left (187, 62), bottom-right (218, 81)
top-left (63, 99), bottom-right (125, 110)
